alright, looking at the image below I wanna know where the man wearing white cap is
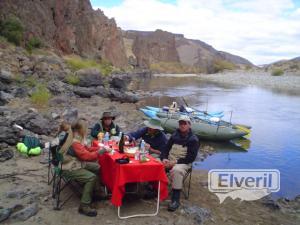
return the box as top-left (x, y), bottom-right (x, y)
top-left (161, 115), bottom-right (199, 212)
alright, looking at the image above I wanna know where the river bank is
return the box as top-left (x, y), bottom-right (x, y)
top-left (196, 71), bottom-right (300, 95)
top-left (0, 93), bottom-right (299, 225)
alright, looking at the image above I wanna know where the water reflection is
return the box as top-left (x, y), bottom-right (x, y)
top-left (134, 75), bottom-right (300, 199)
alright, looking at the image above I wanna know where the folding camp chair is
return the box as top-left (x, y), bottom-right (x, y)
top-left (47, 133), bottom-right (81, 210)
top-left (47, 133), bottom-right (68, 185)
top-left (166, 164), bottom-right (193, 200)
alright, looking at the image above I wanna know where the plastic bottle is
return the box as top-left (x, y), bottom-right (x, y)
top-left (139, 140), bottom-right (145, 161)
top-left (140, 140), bottom-right (145, 153)
top-left (104, 132), bottom-right (109, 146)
top-left (135, 149), bottom-right (140, 161)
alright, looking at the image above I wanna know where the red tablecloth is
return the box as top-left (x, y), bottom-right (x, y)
top-left (98, 152), bottom-right (169, 206)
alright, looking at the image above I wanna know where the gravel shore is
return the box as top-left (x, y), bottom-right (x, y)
top-left (197, 70), bottom-right (300, 94)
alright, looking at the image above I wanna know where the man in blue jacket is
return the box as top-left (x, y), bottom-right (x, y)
top-left (161, 115), bottom-right (199, 212)
top-left (126, 118), bottom-right (168, 158)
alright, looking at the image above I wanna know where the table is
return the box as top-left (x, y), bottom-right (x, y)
top-left (98, 150), bottom-right (169, 218)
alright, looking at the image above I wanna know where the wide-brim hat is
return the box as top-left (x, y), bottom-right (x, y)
top-left (143, 118), bottom-right (164, 131)
top-left (101, 111), bottom-right (116, 120)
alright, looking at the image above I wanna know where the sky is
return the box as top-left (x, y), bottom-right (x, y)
top-left (91, 0), bottom-right (300, 65)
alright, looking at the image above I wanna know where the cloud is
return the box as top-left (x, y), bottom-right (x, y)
top-left (93, 0), bottom-right (300, 65)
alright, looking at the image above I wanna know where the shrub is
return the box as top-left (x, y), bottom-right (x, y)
top-left (0, 16), bottom-right (24, 45)
top-left (65, 73), bottom-right (80, 85)
top-left (25, 76), bottom-right (38, 87)
top-left (26, 37), bottom-right (42, 53)
top-left (212, 59), bottom-right (236, 73)
top-left (271, 68), bottom-right (284, 76)
top-left (30, 84), bottom-right (52, 106)
top-left (65, 56), bottom-right (114, 76)
top-left (150, 61), bottom-right (203, 74)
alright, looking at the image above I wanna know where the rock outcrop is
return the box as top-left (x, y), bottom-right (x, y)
top-left (123, 30), bottom-right (253, 73)
top-left (0, 0), bottom-right (128, 68)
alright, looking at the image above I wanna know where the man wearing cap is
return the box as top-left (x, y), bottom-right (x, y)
top-left (125, 118), bottom-right (168, 158)
top-left (161, 115), bottom-right (199, 212)
top-left (91, 111), bottom-right (121, 138)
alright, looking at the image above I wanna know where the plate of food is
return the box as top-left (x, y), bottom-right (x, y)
top-left (124, 146), bottom-right (138, 158)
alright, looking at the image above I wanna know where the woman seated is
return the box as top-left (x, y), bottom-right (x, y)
top-left (90, 110), bottom-right (121, 139)
top-left (60, 118), bottom-right (108, 217)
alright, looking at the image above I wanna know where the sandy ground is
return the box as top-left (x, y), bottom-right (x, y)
top-left (1, 95), bottom-right (299, 225)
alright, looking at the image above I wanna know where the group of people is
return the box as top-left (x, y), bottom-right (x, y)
top-left (55, 109), bottom-right (200, 217)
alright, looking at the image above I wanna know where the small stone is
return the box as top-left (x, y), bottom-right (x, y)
top-left (10, 203), bottom-right (39, 221)
top-left (6, 190), bottom-right (26, 199)
top-left (51, 113), bottom-right (60, 120)
top-left (0, 208), bottom-right (11, 223)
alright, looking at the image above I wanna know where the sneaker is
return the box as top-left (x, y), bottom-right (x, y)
top-left (78, 204), bottom-right (97, 217)
top-left (168, 201), bottom-right (180, 212)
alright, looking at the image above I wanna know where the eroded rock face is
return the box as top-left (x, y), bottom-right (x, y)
top-left (123, 30), bottom-right (253, 73)
top-left (0, 0), bottom-right (128, 68)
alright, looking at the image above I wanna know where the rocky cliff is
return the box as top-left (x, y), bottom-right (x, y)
top-left (0, 0), bottom-right (128, 68)
top-left (0, 0), bottom-right (253, 73)
top-left (123, 29), bottom-right (253, 73)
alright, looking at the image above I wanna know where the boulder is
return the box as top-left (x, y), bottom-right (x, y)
top-left (181, 204), bottom-right (211, 225)
top-left (74, 68), bottom-right (104, 87)
top-left (109, 76), bottom-right (131, 90)
top-left (73, 85), bottom-right (110, 98)
top-left (15, 112), bottom-right (54, 135)
top-left (0, 91), bottom-right (14, 105)
top-left (0, 69), bottom-right (13, 84)
top-left (73, 86), bottom-right (99, 98)
top-left (109, 89), bottom-right (139, 103)
top-left (0, 126), bottom-right (22, 145)
top-left (47, 80), bottom-right (73, 96)
top-left (62, 108), bottom-right (78, 123)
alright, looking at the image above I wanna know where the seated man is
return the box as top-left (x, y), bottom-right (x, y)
top-left (161, 115), bottom-right (199, 212)
top-left (125, 118), bottom-right (168, 158)
top-left (91, 110), bottom-right (120, 139)
top-left (60, 119), bottom-right (108, 217)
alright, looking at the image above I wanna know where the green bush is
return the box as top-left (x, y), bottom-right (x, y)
top-left (271, 68), bottom-right (284, 76)
top-left (66, 73), bottom-right (80, 85)
top-left (30, 84), bottom-right (52, 106)
top-left (0, 17), bottom-right (24, 45)
top-left (150, 61), bottom-right (203, 74)
top-left (212, 59), bottom-right (236, 73)
top-left (65, 56), bottom-right (114, 76)
top-left (25, 76), bottom-right (38, 87)
top-left (26, 37), bottom-right (42, 53)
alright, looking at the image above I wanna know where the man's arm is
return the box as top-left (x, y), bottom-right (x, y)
top-left (127, 127), bottom-right (147, 142)
top-left (161, 135), bottom-right (173, 160)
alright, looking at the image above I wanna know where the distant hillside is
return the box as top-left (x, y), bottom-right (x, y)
top-left (264, 57), bottom-right (300, 74)
top-left (0, 0), bottom-right (253, 73)
top-left (123, 30), bottom-right (253, 73)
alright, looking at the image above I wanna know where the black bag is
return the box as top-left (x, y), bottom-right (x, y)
top-left (115, 156), bottom-right (130, 164)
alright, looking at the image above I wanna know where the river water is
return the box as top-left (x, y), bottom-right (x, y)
top-left (134, 75), bottom-right (300, 199)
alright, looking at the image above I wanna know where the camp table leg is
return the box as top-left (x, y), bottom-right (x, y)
top-left (117, 181), bottom-right (161, 219)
